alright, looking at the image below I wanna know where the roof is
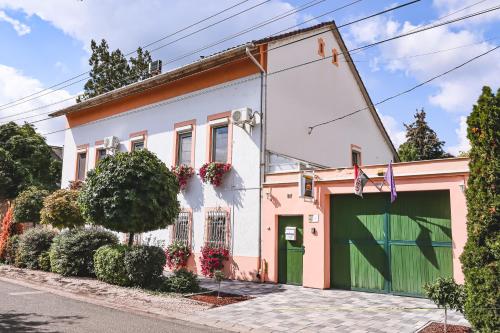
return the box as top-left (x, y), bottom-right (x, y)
top-left (49, 22), bottom-right (336, 118)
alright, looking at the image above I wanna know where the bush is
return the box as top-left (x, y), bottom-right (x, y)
top-left (162, 269), bottom-right (200, 293)
top-left (165, 241), bottom-right (191, 270)
top-left (13, 186), bottom-right (50, 225)
top-left (50, 228), bottom-right (118, 276)
top-left (40, 189), bottom-right (85, 229)
top-left (424, 277), bottom-right (466, 331)
top-left (3, 235), bottom-right (20, 265)
top-left (200, 246), bottom-right (229, 277)
top-left (94, 245), bottom-right (130, 286)
top-left (124, 245), bottom-right (166, 287)
top-left (0, 206), bottom-right (14, 260)
top-left (38, 251), bottom-right (51, 272)
top-left (15, 227), bottom-right (56, 269)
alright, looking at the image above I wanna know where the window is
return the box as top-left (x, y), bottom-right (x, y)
top-left (352, 149), bottom-right (361, 166)
top-left (172, 211), bottom-right (190, 245)
top-left (317, 38), bottom-right (325, 58)
top-left (177, 132), bottom-right (192, 166)
top-left (205, 210), bottom-right (229, 248)
top-left (129, 130), bottom-right (147, 151)
top-left (211, 125), bottom-right (228, 163)
top-left (132, 140), bottom-right (145, 151)
top-left (332, 48), bottom-right (339, 67)
top-left (96, 148), bottom-right (107, 164)
top-left (76, 152), bottom-right (87, 181)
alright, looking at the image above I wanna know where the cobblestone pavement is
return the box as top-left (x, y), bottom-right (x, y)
top-left (199, 279), bottom-right (469, 333)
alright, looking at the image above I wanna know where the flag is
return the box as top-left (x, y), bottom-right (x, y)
top-left (384, 161), bottom-right (397, 203)
top-left (354, 164), bottom-right (369, 197)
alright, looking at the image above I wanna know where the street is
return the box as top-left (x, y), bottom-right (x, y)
top-left (0, 280), bottom-right (228, 333)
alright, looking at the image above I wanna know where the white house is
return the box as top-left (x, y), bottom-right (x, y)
top-left (51, 22), bottom-right (397, 280)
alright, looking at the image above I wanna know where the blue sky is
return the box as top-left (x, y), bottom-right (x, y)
top-left (0, 0), bottom-right (499, 153)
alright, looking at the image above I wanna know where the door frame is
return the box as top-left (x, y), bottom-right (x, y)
top-left (276, 214), bottom-right (304, 285)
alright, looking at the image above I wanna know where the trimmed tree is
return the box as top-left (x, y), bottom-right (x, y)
top-left (40, 189), bottom-right (85, 229)
top-left (13, 186), bottom-right (50, 225)
top-left (78, 150), bottom-right (180, 246)
top-left (460, 86), bottom-right (500, 332)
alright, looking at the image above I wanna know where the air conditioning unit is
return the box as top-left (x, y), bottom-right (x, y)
top-left (103, 136), bottom-right (120, 150)
top-left (231, 108), bottom-right (253, 126)
top-left (148, 60), bottom-right (162, 75)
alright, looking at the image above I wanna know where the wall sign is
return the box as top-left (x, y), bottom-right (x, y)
top-left (285, 226), bottom-right (297, 241)
top-left (308, 214), bottom-right (319, 223)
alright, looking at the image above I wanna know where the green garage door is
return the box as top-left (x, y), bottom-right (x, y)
top-left (330, 191), bottom-right (452, 296)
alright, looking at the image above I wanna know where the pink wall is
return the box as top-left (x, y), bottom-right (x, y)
top-left (261, 158), bottom-right (469, 289)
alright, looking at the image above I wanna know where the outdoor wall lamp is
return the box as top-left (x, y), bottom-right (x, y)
top-left (311, 227), bottom-right (317, 234)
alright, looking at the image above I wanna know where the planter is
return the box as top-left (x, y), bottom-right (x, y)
top-left (171, 165), bottom-right (195, 190)
top-left (165, 241), bottom-right (191, 270)
top-left (199, 162), bottom-right (231, 187)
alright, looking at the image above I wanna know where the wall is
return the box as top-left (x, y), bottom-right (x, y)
top-left (61, 75), bottom-right (263, 279)
top-left (261, 158), bottom-right (469, 288)
top-left (265, 28), bottom-right (395, 167)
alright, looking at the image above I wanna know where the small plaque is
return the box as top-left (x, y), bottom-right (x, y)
top-left (309, 214), bottom-right (319, 223)
top-left (285, 226), bottom-right (297, 241)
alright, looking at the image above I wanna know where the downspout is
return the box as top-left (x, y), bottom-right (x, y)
top-left (245, 45), bottom-right (266, 281)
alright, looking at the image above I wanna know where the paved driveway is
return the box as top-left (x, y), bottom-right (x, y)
top-left (200, 279), bottom-right (469, 333)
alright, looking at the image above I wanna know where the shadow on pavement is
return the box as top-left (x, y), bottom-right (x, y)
top-left (0, 312), bottom-right (85, 333)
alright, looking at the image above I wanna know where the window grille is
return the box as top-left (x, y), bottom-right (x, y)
top-left (205, 210), bottom-right (229, 248)
top-left (172, 211), bottom-right (190, 245)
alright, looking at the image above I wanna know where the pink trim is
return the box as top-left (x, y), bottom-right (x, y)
top-left (129, 130), bottom-right (148, 151)
top-left (74, 144), bottom-right (89, 181)
top-left (206, 111), bottom-right (232, 164)
top-left (95, 140), bottom-right (104, 146)
top-left (172, 119), bottom-right (196, 167)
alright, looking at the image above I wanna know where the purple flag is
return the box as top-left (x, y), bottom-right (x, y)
top-left (384, 161), bottom-right (397, 203)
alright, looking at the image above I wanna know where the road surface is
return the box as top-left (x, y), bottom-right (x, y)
top-left (0, 279), bottom-right (229, 333)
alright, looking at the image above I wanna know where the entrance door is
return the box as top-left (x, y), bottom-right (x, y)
top-left (278, 216), bottom-right (304, 285)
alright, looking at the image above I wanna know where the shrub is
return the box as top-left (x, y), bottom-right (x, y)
top-left (0, 206), bottom-right (14, 260)
top-left (15, 227), bottom-right (56, 269)
top-left (165, 241), bottom-right (191, 270)
top-left (38, 251), bottom-right (51, 272)
top-left (94, 245), bottom-right (130, 286)
top-left (199, 162), bottom-right (231, 187)
top-left (3, 235), bottom-right (20, 265)
top-left (200, 246), bottom-right (229, 277)
top-left (40, 189), bottom-right (85, 229)
top-left (162, 268), bottom-right (200, 293)
top-left (460, 86), bottom-right (500, 332)
top-left (124, 245), bottom-right (166, 287)
top-left (424, 277), bottom-right (465, 328)
top-left (50, 228), bottom-right (118, 276)
top-left (13, 186), bottom-right (50, 225)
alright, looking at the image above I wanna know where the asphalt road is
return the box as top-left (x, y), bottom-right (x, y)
top-left (0, 280), bottom-right (229, 333)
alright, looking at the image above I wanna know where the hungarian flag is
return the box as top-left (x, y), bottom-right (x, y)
top-left (354, 164), bottom-right (369, 198)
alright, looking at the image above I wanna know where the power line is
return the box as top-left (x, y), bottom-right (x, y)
top-left (307, 45), bottom-right (500, 133)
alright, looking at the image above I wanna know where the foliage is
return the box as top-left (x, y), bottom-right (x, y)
top-left (213, 269), bottom-right (225, 298)
top-left (49, 228), bottom-right (118, 276)
top-left (165, 241), bottom-right (191, 270)
top-left (398, 109), bottom-right (451, 161)
top-left (77, 39), bottom-right (153, 102)
top-left (171, 165), bottom-right (194, 190)
top-left (0, 122), bottom-right (61, 198)
top-left (94, 245), bottom-right (130, 286)
top-left (199, 162), bottom-right (231, 187)
top-left (123, 245), bottom-right (166, 288)
top-left (200, 246), bottom-right (229, 277)
top-left (2, 235), bottom-right (20, 265)
top-left (0, 206), bottom-right (14, 260)
top-left (78, 150), bottom-right (180, 245)
top-left (15, 227), bottom-right (56, 269)
top-left (38, 251), bottom-right (51, 272)
top-left (460, 86), bottom-right (500, 332)
top-left (40, 189), bottom-right (85, 229)
top-left (13, 187), bottom-right (50, 225)
top-left (162, 268), bottom-right (200, 293)
top-left (424, 277), bottom-right (465, 312)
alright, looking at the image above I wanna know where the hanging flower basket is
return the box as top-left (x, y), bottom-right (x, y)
top-left (199, 162), bottom-right (231, 187)
top-left (171, 165), bottom-right (195, 190)
top-left (200, 246), bottom-right (229, 277)
top-left (165, 241), bottom-right (191, 270)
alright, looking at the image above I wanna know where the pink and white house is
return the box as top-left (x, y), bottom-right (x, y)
top-left (53, 22), bottom-right (405, 280)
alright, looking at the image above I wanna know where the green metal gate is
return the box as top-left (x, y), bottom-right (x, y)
top-left (330, 191), bottom-right (452, 296)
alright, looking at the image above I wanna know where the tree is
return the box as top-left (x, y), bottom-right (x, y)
top-left (460, 86), bottom-right (499, 332)
top-left (13, 186), bottom-right (50, 225)
top-left (424, 277), bottom-right (465, 333)
top-left (0, 122), bottom-right (61, 199)
top-left (78, 150), bottom-right (180, 246)
top-left (77, 39), bottom-right (153, 102)
top-left (40, 189), bottom-right (85, 229)
top-left (398, 109), bottom-right (451, 161)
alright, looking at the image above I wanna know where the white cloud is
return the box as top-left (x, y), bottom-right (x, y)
top-left (0, 10), bottom-right (30, 35)
top-left (447, 116), bottom-right (470, 155)
top-left (432, 0), bottom-right (500, 25)
top-left (0, 64), bottom-right (73, 145)
top-left (379, 113), bottom-right (406, 148)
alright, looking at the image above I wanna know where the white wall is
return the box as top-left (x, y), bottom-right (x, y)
top-left (61, 75), bottom-right (262, 257)
top-left (265, 29), bottom-right (395, 168)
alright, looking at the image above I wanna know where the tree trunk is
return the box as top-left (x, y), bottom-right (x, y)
top-left (444, 307), bottom-right (447, 333)
top-left (128, 232), bottom-right (135, 246)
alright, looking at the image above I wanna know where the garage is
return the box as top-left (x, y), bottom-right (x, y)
top-left (330, 190), bottom-right (453, 296)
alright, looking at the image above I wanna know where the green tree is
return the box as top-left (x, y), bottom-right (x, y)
top-left (13, 186), bottom-right (50, 225)
top-left (0, 122), bottom-right (61, 199)
top-left (77, 39), bottom-right (153, 102)
top-left (460, 86), bottom-right (499, 332)
top-left (78, 150), bottom-right (180, 246)
top-left (398, 109), bottom-right (451, 161)
top-left (424, 277), bottom-right (465, 333)
top-left (40, 189), bottom-right (85, 229)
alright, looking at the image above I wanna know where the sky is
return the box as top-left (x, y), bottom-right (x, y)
top-left (0, 0), bottom-right (499, 155)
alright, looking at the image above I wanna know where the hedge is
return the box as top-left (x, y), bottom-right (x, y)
top-left (15, 227), bottom-right (56, 269)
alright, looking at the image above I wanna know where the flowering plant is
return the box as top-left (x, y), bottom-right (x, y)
top-left (200, 246), bottom-right (229, 277)
top-left (165, 241), bottom-right (191, 270)
top-left (199, 162), bottom-right (231, 187)
top-left (171, 165), bottom-right (195, 190)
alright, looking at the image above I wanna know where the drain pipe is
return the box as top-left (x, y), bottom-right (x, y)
top-left (246, 45), bottom-right (266, 281)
